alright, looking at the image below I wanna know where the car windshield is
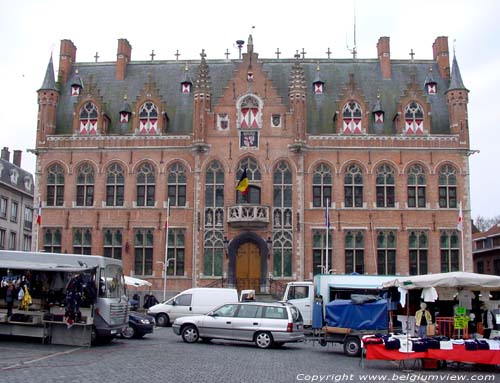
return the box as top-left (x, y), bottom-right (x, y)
top-left (103, 264), bottom-right (125, 298)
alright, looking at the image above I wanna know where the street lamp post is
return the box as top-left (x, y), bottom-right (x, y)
top-left (157, 258), bottom-right (175, 301)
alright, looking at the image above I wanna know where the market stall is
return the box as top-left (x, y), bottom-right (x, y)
top-left (363, 272), bottom-right (500, 367)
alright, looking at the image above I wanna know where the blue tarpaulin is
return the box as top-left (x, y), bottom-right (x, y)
top-left (324, 299), bottom-right (388, 331)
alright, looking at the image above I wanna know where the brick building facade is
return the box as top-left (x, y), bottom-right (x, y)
top-left (34, 35), bottom-right (472, 293)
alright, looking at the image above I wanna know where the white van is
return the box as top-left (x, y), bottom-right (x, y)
top-left (147, 288), bottom-right (238, 327)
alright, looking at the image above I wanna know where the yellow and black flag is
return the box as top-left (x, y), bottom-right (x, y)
top-left (236, 169), bottom-right (249, 195)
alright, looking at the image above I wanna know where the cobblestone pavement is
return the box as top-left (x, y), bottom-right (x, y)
top-left (1, 328), bottom-right (498, 383)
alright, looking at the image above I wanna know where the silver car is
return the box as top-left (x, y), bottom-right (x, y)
top-left (172, 302), bottom-right (304, 349)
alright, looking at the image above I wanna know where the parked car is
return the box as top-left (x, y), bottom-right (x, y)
top-left (121, 312), bottom-right (155, 339)
top-left (172, 302), bottom-right (304, 349)
top-left (147, 287), bottom-right (238, 327)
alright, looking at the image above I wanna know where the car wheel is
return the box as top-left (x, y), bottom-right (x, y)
top-left (254, 332), bottom-right (273, 349)
top-left (343, 337), bottom-right (361, 357)
top-left (181, 324), bottom-right (199, 343)
top-left (156, 313), bottom-right (170, 327)
top-left (122, 325), bottom-right (136, 339)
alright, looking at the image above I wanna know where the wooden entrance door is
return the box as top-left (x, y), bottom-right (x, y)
top-left (236, 242), bottom-right (261, 292)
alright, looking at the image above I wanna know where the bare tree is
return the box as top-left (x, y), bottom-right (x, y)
top-left (474, 215), bottom-right (500, 232)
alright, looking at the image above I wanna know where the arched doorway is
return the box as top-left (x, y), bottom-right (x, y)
top-left (236, 242), bottom-right (261, 291)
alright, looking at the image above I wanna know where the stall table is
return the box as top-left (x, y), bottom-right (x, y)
top-left (365, 343), bottom-right (500, 365)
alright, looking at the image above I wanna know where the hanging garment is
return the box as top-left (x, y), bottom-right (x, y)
top-left (19, 286), bottom-right (32, 310)
top-left (421, 287), bottom-right (438, 302)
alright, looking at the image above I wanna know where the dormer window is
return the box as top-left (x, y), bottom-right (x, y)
top-left (427, 82), bottom-right (437, 94)
top-left (79, 102), bottom-right (98, 135)
top-left (138, 102), bottom-right (158, 134)
top-left (313, 81), bottom-right (324, 94)
top-left (70, 70), bottom-right (83, 96)
top-left (181, 82), bottom-right (192, 93)
top-left (404, 102), bottom-right (424, 135)
top-left (342, 101), bottom-right (363, 134)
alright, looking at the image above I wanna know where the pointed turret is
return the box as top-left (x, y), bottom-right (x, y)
top-left (289, 52), bottom-right (307, 141)
top-left (37, 55), bottom-right (60, 146)
top-left (447, 55), bottom-right (468, 92)
top-left (39, 55), bottom-right (57, 91)
top-left (446, 54), bottom-right (469, 147)
top-left (193, 50), bottom-right (212, 142)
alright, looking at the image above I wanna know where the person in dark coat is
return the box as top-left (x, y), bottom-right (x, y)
top-left (5, 282), bottom-right (14, 318)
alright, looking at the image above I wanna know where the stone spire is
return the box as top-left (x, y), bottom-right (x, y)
top-left (447, 54), bottom-right (468, 92)
top-left (39, 55), bottom-right (58, 91)
top-left (194, 49), bottom-right (211, 95)
top-left (289, 52), bottom-right (306, 95)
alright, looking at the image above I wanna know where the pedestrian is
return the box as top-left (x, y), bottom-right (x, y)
top-left (5, 282), bottom-right (14, 319)
top-left (415, 302), bottom-right (432, 338)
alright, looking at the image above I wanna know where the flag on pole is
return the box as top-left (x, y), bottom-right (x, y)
top-left (36, 201), bottom-right (42, 225)
top-left (236, 169), bottom-right (249, 195)
top-left (457, 201), bottom-right (463, 232)
top-left (325, 198), bottom-right (330, 229)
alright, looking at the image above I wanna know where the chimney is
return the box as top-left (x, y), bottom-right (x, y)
top-left (377, 37), bottom-right (391, 79)
top-left (1, 147), bottom-right (10, 162)
top-left (13, 150), bottom-right (22, 167)
top-left (116, 39), bottom-right (132, 81)
top-left (59, 39), bottom-right (77, 84)
top-left (432, 36), bottom-right (450, 79)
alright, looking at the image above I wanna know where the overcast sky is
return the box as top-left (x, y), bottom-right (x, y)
top-left (1, 0), bottom-right (498, 219)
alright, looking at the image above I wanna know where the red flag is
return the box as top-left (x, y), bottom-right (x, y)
top-left (457, 202), bottom-right (463, 232)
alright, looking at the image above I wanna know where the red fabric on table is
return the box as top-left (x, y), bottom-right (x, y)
top-left (365, 343), bottom-right (500, 365)
top-left (365, 344), bottom-right (427, 360)
top-left (428, 344), bottom-right (500, 365)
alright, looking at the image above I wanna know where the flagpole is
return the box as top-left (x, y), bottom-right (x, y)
top-left (325, 198), bottom-right (329, 274)
top-left (163, 198), bottom-right (170, 301)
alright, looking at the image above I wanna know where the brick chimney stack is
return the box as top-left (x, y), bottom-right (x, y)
top-left (433, 36), bottom-right (450, 79)
top-left (377, 37), bottom-right (391, 79)
top-left (58, 39), bottom-right (77, 84)
top-left (116, 39), bottom-right (132, 81)
top-left (1, 147), bottom-right (9, 162)
top-left (13, 150), bottom-right (22, 167)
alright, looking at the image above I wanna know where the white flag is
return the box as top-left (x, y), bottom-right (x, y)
top-left (457, 202), bottom-right (463, 232)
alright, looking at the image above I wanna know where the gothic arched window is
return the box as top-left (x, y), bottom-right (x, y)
top-left (376, 164), bottom-right (395, 208)
top-left (236, 157), bottom-right (261, 204)
top-left (106, 163), bottom-right (124, 207)
top-left (47, 164), bottom-right (65, 206)
top-left (79, 102), bottom-right (98, 135)
top-left (138, 102), bottom-right (159, 134)
top-left (408, 164), bottom-right (426, 208)
top-left (404, 102), bottom-right (424, 134)
top-left (168, 162), bottom-right (187, 207)
top-left (344, 164), bottom-right (363, 208)
top-left (136, 163), bottom-right (156, 207)
top-left (342, 101), bottom-right (363, 134)
top-left (76, 163), bottom-right (95, 207)
top-left (438, 165), bottom-right (457, 208)
top-left (313, 163), bottom-right (332, 208)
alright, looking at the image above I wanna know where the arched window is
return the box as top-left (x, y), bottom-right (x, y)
top-left (376, 164), bottom-right (395, 208)
top-left (440, 230), bottom-right (459, 272)
top-left (134, 228), bottom-right (154, 275)
top-left (344, 164), bottom-right (363, 208)
top-left (236, 157), bottom-right (261, 204)
top-left (377, 231), bottom-right (396, 275)
top-left (138, 101), bottom-right (159, 134)
top-left (272, 230), bottom-right (293, 277)
top-left (168, 162), bottom-right (187, 207)
top-left (273, 161), bottom-right (293, 229)
top-left (204, 160), bottom-right (224, 228)
top-left (47, 164), bottom-right (65, 206)
top-left (345, 230), bottom-right (364, 274)
top-left (312, 229), bottom-right (332, 276)
top-left (203, 230), bottom-right (224, 277)
top-left (404, 102), bottom-right (424, 134)
top-left (76, 163), bottom-right (95, 207)
top-left (438, 165), bottom-right (457, 208)
top-left (409, 231), bottom-right (428, 275)
top-left (79, 102), bottom-right (98, 135)
top-left (313, 164), bottom-right (332, 208)
top-left (136, 163), bottom-right (155, 207)
top-left (106, 163), bottom-right (124, 207)
top-left (342, 101), bottom-right (362, 134)
top-left (407, 164), bottom-right (426, 208)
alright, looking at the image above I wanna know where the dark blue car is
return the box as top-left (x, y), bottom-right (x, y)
top-left (121, 312), bottom-right (155, 339)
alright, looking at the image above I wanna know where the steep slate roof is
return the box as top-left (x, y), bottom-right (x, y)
top-left (448, 54), bottom-right (468, 92)
top-left (0, 158), bottom-right (34, 197)
top-left (54, 55), bottom-right (452, 136)
top-left (39, 55), bottom-right (57, 91)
